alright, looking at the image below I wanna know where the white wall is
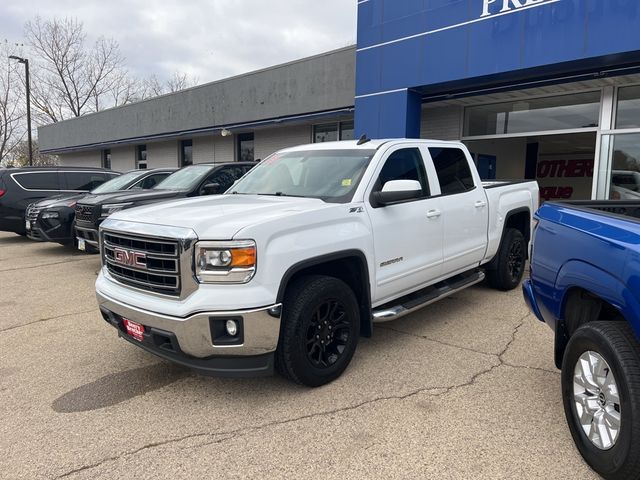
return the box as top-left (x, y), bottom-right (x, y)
top-left (193, 135), bottom-right (234, 164)
top-left (193, 136), bottom-right (214, 164)
top-left (254, 125), bottom-right (311, 160)
top-left (110, 146), bottom-right (135, 172)
top-left (421, 106), bottom-right (463, 140)
top-left (58, 150), bottom-right (101, 167)
top-left (464, 138), bottom-right (528, 179)
top-left (147, 140), bottom-right (178, 168)
top-left (57, 123), bottom-right (313, 171)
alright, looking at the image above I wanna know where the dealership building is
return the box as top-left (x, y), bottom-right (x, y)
top-left (40, 0), bottom-right (640, 201)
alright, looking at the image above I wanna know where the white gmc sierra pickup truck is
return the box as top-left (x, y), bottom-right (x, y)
top-left (96, 139), bottom-right (538, 386)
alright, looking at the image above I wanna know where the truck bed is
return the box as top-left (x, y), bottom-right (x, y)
top-left (548, 200), bottom-right (640, 221)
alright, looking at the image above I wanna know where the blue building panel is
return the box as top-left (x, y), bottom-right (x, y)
top-left (355, 0), bottom-right (640, 138)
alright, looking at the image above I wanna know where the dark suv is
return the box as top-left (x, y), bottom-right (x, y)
top-left (74, 162), bottom-right (256, 251)
top-left (0, 167), bottom-right (119, 236)
top-left (26, 168), bottom-right (176, 245)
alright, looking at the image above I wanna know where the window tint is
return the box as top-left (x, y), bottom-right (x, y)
top-left (136, 145), bottom-right (147, 169)
top-left (13, 172), bottom-right (60, 190)
top-left (237, 134), bottom-right (254, 162)
top-left (137, 173), bottom-right (170, 189)
top-left (429, 147), bottom-right (475, 195)
top-left (64, 172), bottom-right (108, 191)
top-left (102, 149), bottom-right (111, 169)
top-left (204, 166), bottom-right (247, 193)
top-left (376, 148), bottom-right (429, 195)
top-left (180, 140), bottom-right (193, 167)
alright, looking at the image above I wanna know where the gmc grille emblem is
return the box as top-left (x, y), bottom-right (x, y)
top-left (113, 248), bottom-right (146, 269)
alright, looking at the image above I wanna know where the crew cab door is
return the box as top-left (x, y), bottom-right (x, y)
top-left (426, 146), bottom-right (489, 273)
top-left (365, 146), bottom-right (444, 303)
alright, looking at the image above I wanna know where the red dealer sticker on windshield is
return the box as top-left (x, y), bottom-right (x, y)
top-left (122, 319), bottom-right (145, 342)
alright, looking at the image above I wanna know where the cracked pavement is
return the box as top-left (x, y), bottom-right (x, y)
top-left (0, 232), bottom-right (598, 479)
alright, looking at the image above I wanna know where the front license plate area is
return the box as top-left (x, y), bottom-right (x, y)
top-left (123, 318), bottom-right (145, 342)
top-left (77, 238), bottom-right (86, 251)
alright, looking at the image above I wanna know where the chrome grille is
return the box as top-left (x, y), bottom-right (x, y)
top-left (102, 232), bottom-right (181, 296)
top-left (75, 204), bottom-right (97, 223)
top-left (26, 204), bottom-right (43, 223)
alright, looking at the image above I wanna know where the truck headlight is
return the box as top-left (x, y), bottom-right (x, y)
top-left (195, 240), bottom-right (256, 283)
top-left (41, 211), bottom-right (59, 219)
top-left (101, 203), bottom-right (133, 217)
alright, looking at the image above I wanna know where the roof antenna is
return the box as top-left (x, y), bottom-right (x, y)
top-left (357, 134), bottom-right (371, 145)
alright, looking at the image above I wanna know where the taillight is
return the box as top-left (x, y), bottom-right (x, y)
top-left (0, 189), bottom-right (6, 198)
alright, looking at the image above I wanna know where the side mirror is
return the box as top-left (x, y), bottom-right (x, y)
top-left (371, 179), bottom-right (423, 207)
top-left (201, 182), bottom-right (221, 195)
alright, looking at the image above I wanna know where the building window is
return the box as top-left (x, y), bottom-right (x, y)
top-left (463, 92), bottom-right (601, 137)
top-left (313, 121), bottom-right (354, 143)
top-left (599, 133), bottom-right (640, 199)
top-left (180, 140), bottom-right (193, 167)
top-left (136, 145), bottom-right (147, 169)
top-left (237, 133), bottom-right (254, 162)
top-left (340, 121), bottom-right (355, 141)
top-left (616, 86), bottom-right (640, 129)
top-left (102, 149), bottom-right (111, 169)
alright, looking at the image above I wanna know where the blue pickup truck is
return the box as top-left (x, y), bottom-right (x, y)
top-left (523, 201), bottom-right (640, 480)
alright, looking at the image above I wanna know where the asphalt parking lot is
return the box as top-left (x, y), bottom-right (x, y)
top-left (0, 231), bottom-right (599, 480)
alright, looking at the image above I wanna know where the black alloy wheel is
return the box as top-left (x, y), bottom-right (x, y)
top-left (487, 227), bottom-right (526, 291)
top-left (306, 299), bottom-right (353, 369)
top-left (507, 237), bottom-right (525, 283)
top-left (276, 275), bottom-right (360, 387)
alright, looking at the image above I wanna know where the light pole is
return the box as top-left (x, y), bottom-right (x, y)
top-left (9, 55), bottom-right (32, 166)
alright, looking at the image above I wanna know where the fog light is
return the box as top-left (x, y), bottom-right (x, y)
top-left (225, 319), bottom-right (238, 336)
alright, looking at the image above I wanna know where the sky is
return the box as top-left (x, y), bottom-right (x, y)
top-left (1, 0), bottom-right (357, 85)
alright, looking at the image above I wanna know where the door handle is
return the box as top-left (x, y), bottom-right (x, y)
top-left (475, 200), bottom-right (487, 208)
top-left (427, 209), bottom-right (441, 218)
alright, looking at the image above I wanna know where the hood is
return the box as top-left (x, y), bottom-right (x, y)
top-left (108, 194), bottom-right (333, 239)
top-left (34, 193), bottom-right (85, 208)
top-left (77, 189), bottom-right (183, 206)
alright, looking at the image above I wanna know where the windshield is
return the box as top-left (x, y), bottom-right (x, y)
top-left (230, 149), bottom-right (375, 202)
top-left (90, 171), bottom-right (145, 194)
top-left (155, 165), bottom-right (212, 191)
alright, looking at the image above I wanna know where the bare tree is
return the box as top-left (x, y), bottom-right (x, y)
top-left (3, 139), bottom-right (57, 167)
top-left (140, 71), bottom-right (198, 99)
top-left (25, 17), bottom-right (124, 123)
top-left (0, 40), bottom-right (26, 163)
top-left (167, 71), bottom-right (198, 93)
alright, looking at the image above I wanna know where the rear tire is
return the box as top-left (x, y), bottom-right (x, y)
top-left (275, 275), bottom-right (360, 387)
top-left (487, 228), bottom-right (526, 291)
top-left (562, 322), bottom-right (640, 479)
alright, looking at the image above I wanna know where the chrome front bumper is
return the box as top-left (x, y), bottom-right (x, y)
top-left (96, 291), bottom-right (282, 358)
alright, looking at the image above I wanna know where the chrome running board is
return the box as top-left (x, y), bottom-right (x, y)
top-left (371, 270), bottom-right (485, 323)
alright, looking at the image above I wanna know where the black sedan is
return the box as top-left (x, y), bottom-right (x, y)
top-left (27, 168), bottom-right (176, 246)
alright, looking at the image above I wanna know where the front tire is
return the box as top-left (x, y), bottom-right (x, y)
top-left (562, 322), bottom-right (640, 479)
top-left (276, 275), bottom-right (360, 387)
top-left (487, 228), bottom-right (526, 291)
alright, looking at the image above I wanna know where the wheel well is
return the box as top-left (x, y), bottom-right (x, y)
top-left (505, 209), bottom-right (531, 245)
top-left (555, 287), bottom-right (624, 368)
top-left (278, 254), bottom-right (373, 337)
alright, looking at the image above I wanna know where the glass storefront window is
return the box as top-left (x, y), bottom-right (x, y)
top-left (237, 133), bottom-right (255, 162)
top-left (464, 92), bottom-right (601, 137)
top-left (599, 133), bottom-right (640, 200)
top-left (180, 140), bottom-right (193, 167)
top-left (616, 86), bottom-right (640, 129)
top-left (313, 121), bottom-right (354, 143)
top-left (340, 121), bottom-right (355, 141)
top-left (314, 123), bottom-right (339, 143)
